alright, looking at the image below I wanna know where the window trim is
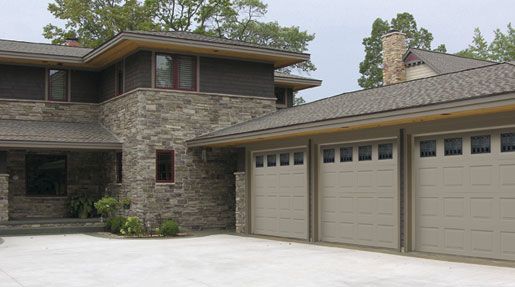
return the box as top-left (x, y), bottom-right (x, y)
top-left (155, 53), bottom-right (197, 92)
top-left (47, 69), bottom-right (69, 102)
top-left (156, 150), bottom-right (175, 183)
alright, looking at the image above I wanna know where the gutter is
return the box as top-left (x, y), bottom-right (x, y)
top-left (0, 140), bottom-right (122, 150)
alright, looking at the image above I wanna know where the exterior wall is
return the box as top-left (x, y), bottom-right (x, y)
top-left (200, 57), bottom-right (274, 98)
top-left (71, 70), bottom-right (99, 103)
top-left (406, 64), bottom-right (437, 81)
top-left (100, 89), bottom-right (276, 229)
top-left (234, 172), bottom-right (247, 233)
top-left (99, 64), bottom-right (116, 102)
top-left (6, 150), bottom-right (112, 219)
top-left (0, 64), bottom-right (45, 101)
top-left (124, 51), bottom-right (152, 93)
top-left (0, 174), bottom-right (8, 222)
top-left (0, 99), bottom-right (99, 123)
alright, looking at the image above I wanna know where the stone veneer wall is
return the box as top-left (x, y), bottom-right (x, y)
top-left (0, 99), bottom-right (99, 123)
top-left (234, 172), bottom-right (247, 233)
top-left (100, 89), bottom-right (275, 229)
top-left (0, 174), bottom-right (8, 222)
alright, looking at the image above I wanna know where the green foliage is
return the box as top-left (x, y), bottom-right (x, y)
top-left (68, 193), bottom-right (97, 219)
top-left (457, 24), bottom-right (514, 62)
top-left (106, 216), bottom-right (127, 234)
top-left (159, 219), bottom-right (180, 237)
top-left (94, 196), bottom-right (120, 218)
top-left (293, 96), bottom-right (306, 106)
top-left (121, 198), bottom-right (131, 209)
top-left (43, 0), bottom-right (315, 72)
top-left (120, 216), bottom-right (144, 236)
top-left (358, 12), bottom-right (445, 89)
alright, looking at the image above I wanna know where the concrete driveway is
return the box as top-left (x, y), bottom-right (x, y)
top-left (0, 234), bottom-right (514, 287)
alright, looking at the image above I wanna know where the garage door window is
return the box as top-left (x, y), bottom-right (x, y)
top-left (444, 138), bottom-right (462, 156)
top-left (323, 149), bottom-right (335, 163)
top-left (340, 147), bottom-right (353, 162)
top-left (471, 135), bottom-right (491, 154)
top-left (294, 152), bottom-right (304, 165)
top-left (267, 154), bottom-right (276, 167)
top-left (255, 155), bottom-right (264, 168)
top-left (420, 140), bottom-right (436, 157)
top-left (359, 145), bottom-right (372, 161)
top-left (280, 153), bottom-right (290, 166)
top-left (378, 144), bottom-right (393, 160)
top-left (501, 133), bottom-right (515, 152)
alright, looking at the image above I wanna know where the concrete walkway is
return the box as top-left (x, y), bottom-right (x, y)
top-left (0, 234), bottom-right (514, 287)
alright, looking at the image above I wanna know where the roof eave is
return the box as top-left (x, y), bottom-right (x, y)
top-left (274, 76), bottom-right (322, 91)
top-left (0, 140), bottom-right (122, 150)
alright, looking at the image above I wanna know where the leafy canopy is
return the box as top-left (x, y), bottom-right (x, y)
top-left (44, 0), bottom-right (315, 72)
top-left (358, 12), bottom-right (445, 89)
top-left (457, 24), bottom-right (514, 62)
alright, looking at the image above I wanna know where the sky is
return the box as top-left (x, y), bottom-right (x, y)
top-left (0, 0), bottom-right (513, 102)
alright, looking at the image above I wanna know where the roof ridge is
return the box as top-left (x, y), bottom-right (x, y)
top-left (408, 47), bottom-right (497, 64)
top-left (0, 38), bottom-right (93, 50)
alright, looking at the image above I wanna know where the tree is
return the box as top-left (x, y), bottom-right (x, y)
top-left (293, 96), bottom-right (305, 106)
top-left (43, 0), bottom-right (315, 72)
top-left (358, 12), bottom-right (445, 89)
top-left (457, 24), bottom-right (514, 62)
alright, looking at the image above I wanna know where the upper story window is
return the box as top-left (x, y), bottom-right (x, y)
top-left (48, 69), bottom-right (68, 101)
top-left (155, 54), bottom-right (196, 91)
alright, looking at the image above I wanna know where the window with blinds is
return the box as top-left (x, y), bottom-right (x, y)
top-left (48, 69), bottom-right (68, 101)
top-left (155, 54), bottom-right (196, 91)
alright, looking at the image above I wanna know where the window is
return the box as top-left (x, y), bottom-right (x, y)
top-left (471, 135), bottom-right (491, 154)
top-left (444, 138), bottom-right (462, 156)
top-left (155, 54), bottom-right (196, 91)
top-left (255, 155), bottom-right (264, 168)
top-left (378, 143), bottom-right (393, 160)
top-left (501, 133), bottom-right (515, 152)
top-left (280, 153), bottom-right (290, 166)
top-left (48, 69), bottom-right (68, 101)
top-left (156, 150), bottom-right (175, 183)
top-left (358, 145), bottom-right (372, 161)
top-left (340, 147), bottom-right (353, 162)
top-left (420, 140), bottom-right (436, 157)
top-left (267, 154), bottom-right (276, 167)
top-left (294, 152), bottom-right (304, 165)
top-left (26, 154), bottom-right (67, 196)
top-left (275, 87), bottom-right (287, 106)
top-left (116, 152), bottom-right (123, 183)
top-left (323, 149), bottom-right (335, 163)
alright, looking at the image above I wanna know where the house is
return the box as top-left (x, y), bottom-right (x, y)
top-left (188, 30), bottom-right (515, 261)
top-left (0, 31), bottom-right (320, 230)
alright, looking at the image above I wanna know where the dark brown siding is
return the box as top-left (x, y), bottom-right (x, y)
top-left (0, 64), bottom-right (45, 100)
top-left (199, 57), bottom-right (274, 98)
top-left (71, 70), bottom-right (99, 103)
top-left (125, 51), bottom-right (152, 92)
top-left (99, 64), bottom-right (116, 102)
top-left (287, 88), bottom-right (294, 108)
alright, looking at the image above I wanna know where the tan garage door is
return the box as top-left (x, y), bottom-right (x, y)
top-left (414, 130), bottom-right (515, 260)
top-left (319, 141), bottom-right (399, 248)
top-left (251, 149), bottom-right (308, 239)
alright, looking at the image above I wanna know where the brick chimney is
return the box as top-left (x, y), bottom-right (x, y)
top-left (381, 30), bottom-right (406, 85)
top-left (64, 37), bottom-right (80, 47)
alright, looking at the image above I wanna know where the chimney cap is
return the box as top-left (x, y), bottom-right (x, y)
top-left (381, 29), bottom-right (406, 39)
top-left (64, 37), bottom-right (80, 47)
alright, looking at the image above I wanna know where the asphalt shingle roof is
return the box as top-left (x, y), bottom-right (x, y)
top-left (0, 39), bottom-right (92, 58)
top-left (407, 48), bottom-right (495, 74)
top-left (194, 62), bottom-right (515, 140)
top-left (0, 120), bottom-right (121, 144)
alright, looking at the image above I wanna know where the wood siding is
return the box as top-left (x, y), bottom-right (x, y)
top-left (199, 57), bottom-right (274, 98)
top-left (71, 70), bottom-right (99, 103)
top-left (99, 64), bottom-right (116, 102)
top-left (0, 64), bottom-right (45, 100)
top-left (124, 51), bottom-right (152, 93)
top-left (406, 64), bottom-right (437, 81)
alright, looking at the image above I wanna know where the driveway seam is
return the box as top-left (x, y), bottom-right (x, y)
top-left (0, 267), bottom-right (25, 287)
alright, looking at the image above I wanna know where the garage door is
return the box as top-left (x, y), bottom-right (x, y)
top-left (414, 131), bottom-right (515, 260)
top-left (319, 141), bottom-right (399, 248)
top-left (251, 149), bottom-right (308, 239)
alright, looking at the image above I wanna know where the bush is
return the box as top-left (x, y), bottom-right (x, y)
top-left (94, 197), bottom-right (119, 218)
top-left (120, 216), bottom-right (144, 236)
top-left (106, 216), bottom-right (126, 234)
top-left (160, 220), bottom-right (179, 237)
top-left (68, 193), bottom-right (97, 219)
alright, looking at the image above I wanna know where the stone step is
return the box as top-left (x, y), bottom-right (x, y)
top-left (0, 218), bottom-right (105, 236)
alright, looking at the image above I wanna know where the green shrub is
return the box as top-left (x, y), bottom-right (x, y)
top-left (68, 193), bottom-right (96, 219)
top-left (120, 216), bottom-right (144, 236)
top-left (160, 220), bottom-right (179, 237)
top-left (94, 197), bottom-right (119, 218)
top-left (106, 216), bottom-right (126, 234)
top-left (121, 198), bottom-right (131, 209)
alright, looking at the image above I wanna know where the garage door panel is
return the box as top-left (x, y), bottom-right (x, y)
top-left (414, 131), bottom-right (515, 261)
top-left (252, 149), bottom-right (308, 240)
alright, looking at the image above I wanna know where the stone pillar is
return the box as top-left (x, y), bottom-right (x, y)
top-left (234, 172), bottom-right (247, 234)
top-left (382, 30), bottom-right (406, 85)
top-left (0, 174), bottom-right (9, 222)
